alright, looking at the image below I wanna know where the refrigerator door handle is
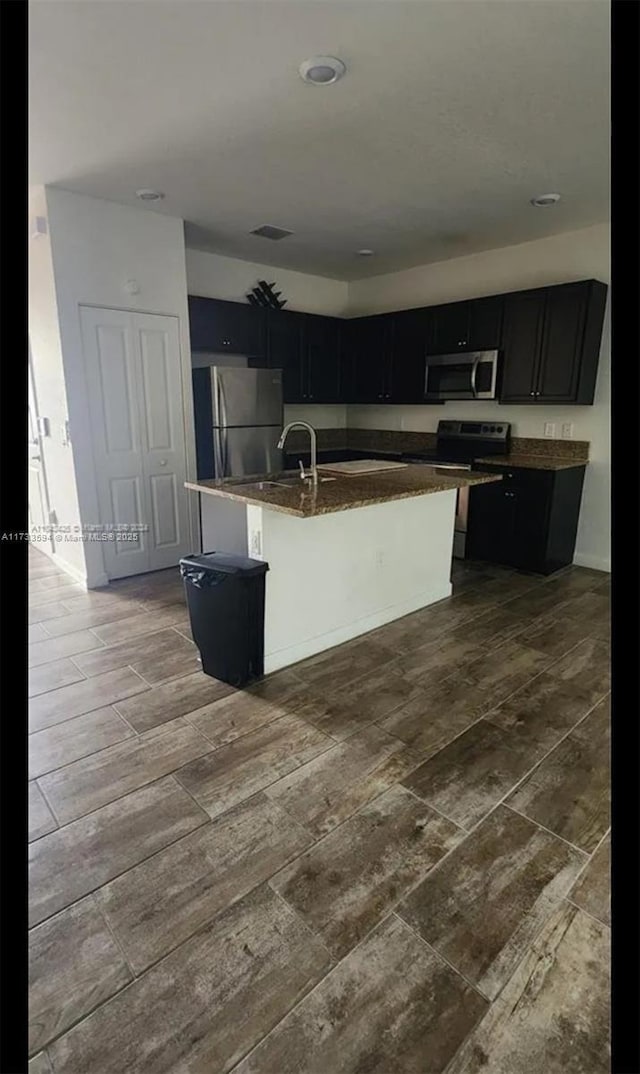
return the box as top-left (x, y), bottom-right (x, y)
top-left (217, 376), bottom-right (229, 431)
top-left (211, 427), bottom-right (226, 479)
top-left (217, 378), bottom-right (230, 475)
top-left (221, 425), bottom-right (229, 476)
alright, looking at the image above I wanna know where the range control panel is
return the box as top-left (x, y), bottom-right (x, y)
top-left (437, 420), bottom-right (510, 441)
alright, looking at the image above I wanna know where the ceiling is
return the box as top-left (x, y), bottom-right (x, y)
top-left (29, 0), bottom-right (610, 281)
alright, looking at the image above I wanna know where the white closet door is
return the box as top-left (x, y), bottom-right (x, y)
top-left (80, 306), bottom-right (191, 580)
top-left (131, 313), bottom-right (191, 572)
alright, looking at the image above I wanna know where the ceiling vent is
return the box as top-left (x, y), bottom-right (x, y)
top-left (250, 225), bottom-right (293, 241)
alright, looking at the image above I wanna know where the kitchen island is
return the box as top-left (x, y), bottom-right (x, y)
top-left (185, 465), bottom-right (502, 674)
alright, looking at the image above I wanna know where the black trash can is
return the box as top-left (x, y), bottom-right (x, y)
top-left (179, 552), bottom-right (269, 687)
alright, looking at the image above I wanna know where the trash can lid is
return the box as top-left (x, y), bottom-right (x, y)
top-left (179, 552), bottom-right (269, 577)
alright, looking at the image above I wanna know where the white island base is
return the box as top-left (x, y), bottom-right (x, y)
top-left (200, 489), bottom-right (456, 675)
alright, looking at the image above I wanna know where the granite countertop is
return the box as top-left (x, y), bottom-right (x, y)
top-left (185, 465), bottom-right (503, 519)
top-left (474, 454), bottom-right (588, 471)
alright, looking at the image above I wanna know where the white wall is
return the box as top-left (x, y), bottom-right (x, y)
top-left (28, 186), bottom-right (86, 578)
top-left (346, 224), bottom-right (611, 571)
top-left (284, 404), bottom-right (347, 429)
top-left (186, 248), bottom-right (348, 316)
top-left (44, 188), bottom-right (199, 586)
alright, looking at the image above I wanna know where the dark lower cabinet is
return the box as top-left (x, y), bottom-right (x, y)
top-left (466, 464), bottom-right (587, 574)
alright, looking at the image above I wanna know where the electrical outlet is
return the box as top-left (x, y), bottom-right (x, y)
top-left (544, 422), bottom-right (555, 438)
top-left (561, 422), bottom-right (574, 439)
top-left (249, 530), bottom-right (262, 557)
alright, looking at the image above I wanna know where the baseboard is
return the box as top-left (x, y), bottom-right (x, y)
top-left (573, 552), bottom-right (611, 574)
top-left (29, 546), bottom-right (109, 589)
top-left (264, 581), bottom-right (453, 674)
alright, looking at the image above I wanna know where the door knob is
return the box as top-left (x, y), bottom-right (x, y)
top-left (159, 459), bottom-right (167, 467)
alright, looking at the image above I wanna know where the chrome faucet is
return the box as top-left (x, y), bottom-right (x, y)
top-left (277, 421), bottom-right (318, 486)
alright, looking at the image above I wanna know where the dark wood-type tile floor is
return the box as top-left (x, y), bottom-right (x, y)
top-left (27, 545), bottom-right (611, 1073)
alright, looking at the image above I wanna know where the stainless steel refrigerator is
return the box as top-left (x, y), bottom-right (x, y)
top-left (192, 365), bottom-right (284, 480)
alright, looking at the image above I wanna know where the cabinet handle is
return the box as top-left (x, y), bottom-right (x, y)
top-left (530, 391), bottom-right (535, 397)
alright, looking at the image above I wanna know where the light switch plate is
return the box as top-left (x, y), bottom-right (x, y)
top-left (544, 422), bottom-right (555, 438)
top-left (561, 422), bottom-right (574, 439)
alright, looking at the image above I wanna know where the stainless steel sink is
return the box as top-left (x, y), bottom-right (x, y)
top-left (272, 476), bottom-right (336, 487)
top-left (228, 472), bottom-right (336, 491)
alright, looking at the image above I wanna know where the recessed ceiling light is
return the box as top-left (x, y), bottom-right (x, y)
top-left (357, 249), bottom-right (374, 256)
top-left (135, 189), bottom-right (164, 201)
top-left (299, 56), bottom-right (346, 86)
top-left (530, 193), bottom-right (561, 207)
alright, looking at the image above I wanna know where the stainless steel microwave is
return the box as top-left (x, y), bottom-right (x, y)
top-left (424, 349), bottom-right (500, 401)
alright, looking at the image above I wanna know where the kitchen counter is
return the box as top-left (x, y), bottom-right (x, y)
top-left (185, 464), bottom-right (503, 519)
top-left (186, 464), bottom-right (503, 674)
top-left (474, 454), bottom-right (588, 471)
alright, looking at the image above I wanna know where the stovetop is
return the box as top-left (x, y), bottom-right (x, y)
top-left (401, 419), bottom-right (511, 469)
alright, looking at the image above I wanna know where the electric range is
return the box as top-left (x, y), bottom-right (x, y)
top-left (401, 420), bottom-right (511, 558)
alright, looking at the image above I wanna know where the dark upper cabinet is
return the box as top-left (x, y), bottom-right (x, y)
top-left (467, 296), bottom-right (504, 350)
top-left (187, 280), bottom-right (605, 408)
top-left (303, 314), bottom-right (342, 403)
top-left (500, 289), bottom-right (546, 401)
top-left (390, 308), bottom-right (432, 401)
top-left (466, 464), bottom-right (587, 574)
top-left (536, 283), bottom-right (586, 401)
top-left (266, 310), bottom-right (342, 403)
top-left (429, 301), bottom-right (469, 353)
top-left (266, 308), bottom-right (305, 402)
top-left (500, 280), bottom-right (607, 404)
top-left (188, 295), bottom-right (266, 356)
top-left (345, 315), bottom-right (393, 402)
top-left (426, 295), bottom-right (503, 354)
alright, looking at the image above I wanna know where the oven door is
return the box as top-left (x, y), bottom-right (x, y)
top-left (424, 351), bottom-right (498, 400)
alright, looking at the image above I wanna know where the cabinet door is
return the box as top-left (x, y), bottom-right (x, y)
top-left (536, 283), bottom-right (587, 401)
top-left (467, 296), bottom-right (503, 350)
top-left (347, 316), bottom-right (391, 402)
top-left (429, 302), bottom-right (470, 353)
top-left (466, 480), bottom-right (517, 566)
top-left (266, 309), bottom-right (304, 403)
top-left (188, 296), bottom-right (265, 356)
top-left (510, 470), bottom-right (554, 571)
top-left (499, 290), bottom-right (545, 402)
top-left (304, 315), bottom-right (342, 402)
top-left (391, 308), bottom-right (432, 401)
